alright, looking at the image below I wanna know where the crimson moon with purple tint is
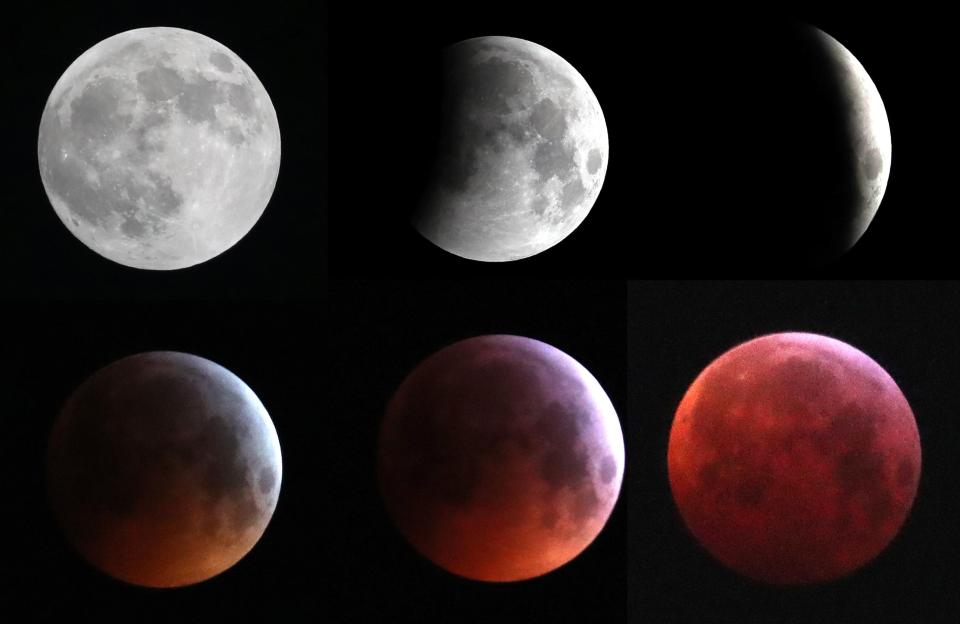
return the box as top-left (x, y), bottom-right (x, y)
top-left (46, 351), bottom-right (282, 588)
top-left (668, 333), bottom-right (920, 585)
top-left (378, 335), bottom-right (623, 581)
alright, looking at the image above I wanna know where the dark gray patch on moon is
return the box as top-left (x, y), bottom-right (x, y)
top-left (534, 139), bottom-right (575, 180)
top-left (226, 126), bottom-right (246, 145)
top-left (561, 178), bottom-right (585, 212)
top-left (144, 171), bottom-right (182, 215)
top-left (531, 195), bottom-right (549, 217)
top-left (258, 467), bottom-right (276, 494)
top-left (599, 455), bottom-right (617, 484)
top-left (209, 51), bottom-right (234, 72)
top-left (120, 217), bottom-right (146, 238)
top-left (863, 147), bottom-right (883, 180)
top-left (70, 77), bottom-right (132, 143)
top-left (226, 82), bottom-right (256, 117)
top-left (464, 56), bottom-right (533, 114)
top-left (530, 98), bottom-right (565, 140)
top-left (506, 122), bottom-right (532, 144)
top-left (41, 148), bottom-right (108, 228)
top-left (137, 65), bottom-right (185, 102)
top-left (177, 74), bottom-right (221, 124)
top-left (587, 148), bottom-right (602, 174)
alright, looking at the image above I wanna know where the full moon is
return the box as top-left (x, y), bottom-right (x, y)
top-left (47, 351), bottom-right (282, 587)
top-left (378, 335), bottom-right (623, 581)
top-left (38, 27), bottom-right (281, 270)
top-left (668, 333), bottom-right (920, 585)
top-left (413, 36), bottom-right (608, 262)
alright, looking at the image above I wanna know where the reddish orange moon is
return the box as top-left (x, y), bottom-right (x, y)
top-left (46, 352), bottom-right (282, 588)
top-left (668, 332), bottom-right (921, 585)
top-left (378, 335), bottom-right (624, 582)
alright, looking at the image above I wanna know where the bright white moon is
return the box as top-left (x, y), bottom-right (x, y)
top-left (38, 27), bottom-right (281, 270)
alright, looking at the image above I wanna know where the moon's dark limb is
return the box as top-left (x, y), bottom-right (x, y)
top-left (413, 36), bottom-right (608, 262)
top-left (378, 335), bottom-right (623, 582)
top-left (668, 333), bottom-right (920, 585)
top-left (47, 351), bottom-right (282, 588)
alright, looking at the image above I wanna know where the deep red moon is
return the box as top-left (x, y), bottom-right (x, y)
top-left (668, 332), bottom-right (920, 585)
top-left (378, 335), bottom-right (624, 582)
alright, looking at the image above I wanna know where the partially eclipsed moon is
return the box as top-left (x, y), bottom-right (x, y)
top-left (46, 351), bottom-right (282, 588)
top-left (38, 27), bottom-right (281, 270)
top-left (809, 25), bottom-right (892, 249)
top-left (413, 36), bottom-right (608, 262)
top-left (378, 335), bottom-right (623, 581)
top-left (668, 333), bottom-right (920, 585)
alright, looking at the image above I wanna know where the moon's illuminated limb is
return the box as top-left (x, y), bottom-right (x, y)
top-left (46, 351), bottom-right (282, 588)
top-left (378, 335), bottom-right (623, 581)
top-left (38, 27), bottom-right (281, 270)
top-left (414, 36), bottom-right (608, 262)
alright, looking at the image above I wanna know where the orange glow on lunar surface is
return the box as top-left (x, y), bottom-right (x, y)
top-left (46, 352), bottom-right (282, 588)
top-left (668, 333), bottom-right (920, 585)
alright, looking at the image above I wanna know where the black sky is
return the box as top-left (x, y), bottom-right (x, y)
top-left (1, 1), bottom-right (327, 300)
top-left (630, 281), bottom-right (960, 623)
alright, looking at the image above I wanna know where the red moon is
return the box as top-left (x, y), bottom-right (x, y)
top-left (668, 332), bottom-right (920, 585)
top-left (378, 335), bottom-right (624, 582)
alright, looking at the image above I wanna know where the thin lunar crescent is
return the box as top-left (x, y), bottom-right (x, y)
top-left (414, 36), bottom-right (608, 262)
top-left (812, 26), bottom-right (892, 247)
top-left (38, 27), bottom-right (281, 270)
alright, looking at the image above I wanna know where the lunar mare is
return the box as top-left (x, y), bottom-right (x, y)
top-left (378, 335), bottom-right (623, 581)
top-left (414, 36), bottom-right (608, 262)
top-left (38, 27), bottom-right (281, 269)
top-left (668, 333), bottom-right (920, 585)
top-left (47, 351), bottom-right (282, 587)
top-left (812, 26), bottom-right (892, 246)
